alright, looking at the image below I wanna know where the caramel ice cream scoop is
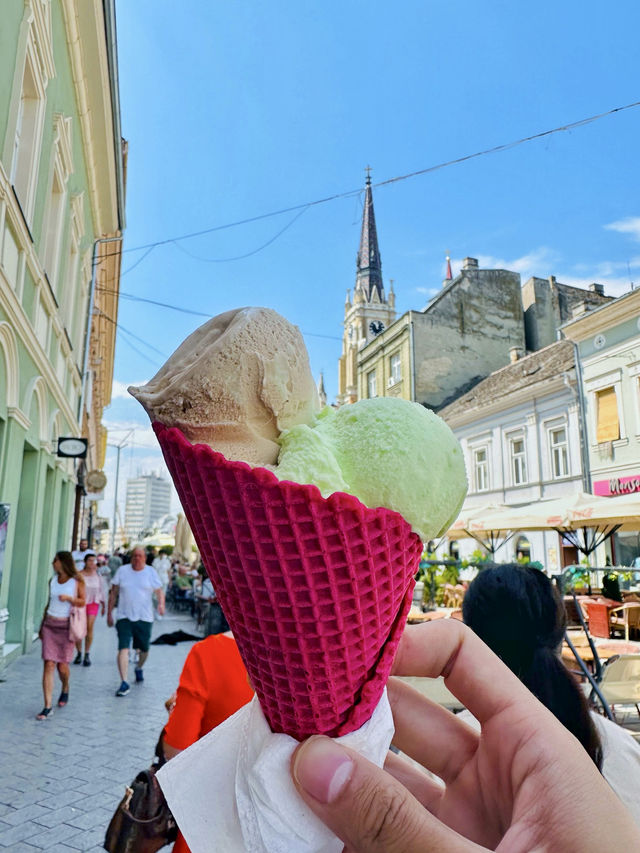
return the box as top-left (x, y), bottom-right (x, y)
top-left (129, 307), bottom-right (320, 466)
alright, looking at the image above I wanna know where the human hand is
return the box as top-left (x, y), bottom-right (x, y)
top-left (291, 620), bottom-right (640, 852)
top-left (101, 604), bottom-right (106, 616)
top-left (59, 595), bottom-right (70, 603)
top-left (107, 613), bottom-right (114, 628)
top-left (165, 691), bottom-right (177, 714)
top-left (157, 601), bottom-right (165, 616)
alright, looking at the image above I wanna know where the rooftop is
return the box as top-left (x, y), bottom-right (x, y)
top-left (439, 339), bottom-right (575, 420)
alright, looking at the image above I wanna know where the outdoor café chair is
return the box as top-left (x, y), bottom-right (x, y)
top-left (590, 654), bottom-right (640, 722)
top-left (609, 603), bottom-right (640, 642)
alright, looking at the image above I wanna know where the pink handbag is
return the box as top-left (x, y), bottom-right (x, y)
top-left (69, 581), bottom-right (87, 641)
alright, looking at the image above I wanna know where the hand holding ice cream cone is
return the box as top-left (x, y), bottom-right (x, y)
top-left (131, 306), bottom-right (468, 851)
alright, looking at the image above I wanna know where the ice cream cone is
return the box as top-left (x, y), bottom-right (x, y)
top-left (155, 422), bottom-right (423, 740)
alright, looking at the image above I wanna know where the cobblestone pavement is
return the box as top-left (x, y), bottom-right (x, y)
top-left (0, 611), bottom-right (199, 851)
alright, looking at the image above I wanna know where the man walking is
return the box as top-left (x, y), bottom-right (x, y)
top-left (72, 538), bottom-right (94, 571)
top-left (152, 548), bottom-right (171, 619)
top-left (107, 545), bottom-right (165, 696)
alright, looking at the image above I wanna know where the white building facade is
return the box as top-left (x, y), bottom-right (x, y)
top-left (563, 289), bottom-right (640, 565)
top-left (439, 341), bottom-right (588, 570)
top-left (124, 474), bottom-right (172, 544)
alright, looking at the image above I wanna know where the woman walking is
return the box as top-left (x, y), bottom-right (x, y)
top-left (37, 551), bottom-right (86, 720)
top-left (73, 553), bottom-right (105, 666)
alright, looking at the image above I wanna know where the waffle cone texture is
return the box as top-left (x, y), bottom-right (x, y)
top-left (155, 423), bottom-right (423, 740)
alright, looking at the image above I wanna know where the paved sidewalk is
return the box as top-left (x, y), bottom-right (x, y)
top-left (0, 611), bottom-right (199, 851)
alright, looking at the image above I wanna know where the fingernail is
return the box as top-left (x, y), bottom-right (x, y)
top-left (292, 736), bottom-right (354, 804)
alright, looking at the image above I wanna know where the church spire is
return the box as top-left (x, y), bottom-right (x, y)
top-left (355, 167), bottom-right (383, 302)
top-left (317, 372), bottom-right (327, 407)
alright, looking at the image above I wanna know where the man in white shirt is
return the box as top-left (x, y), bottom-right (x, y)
top-left (107, 546), bottom-right (165, 696)
top-left (152, 549), bottom-right (171, 619)
top-left (72, 539), bottom-right (95, 571)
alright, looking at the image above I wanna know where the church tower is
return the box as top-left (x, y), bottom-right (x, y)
top-left (338, 170), bottom-right (396, 404)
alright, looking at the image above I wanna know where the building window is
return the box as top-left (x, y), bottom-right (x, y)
top-left (367, 369), bottom-right (377, 398)
top-left (10, 51), bottom-right (46, 222)
top-left (509, 436), bottom-right (527, 485)
top-left (42, 169), bottom-right (65, 283)
top-left (41, 115), bottom-right (73, 291)
top-left (474, 447), bottom-right (489, 492)
top-left (549, 426), bottom-right (569, 478)
top-left (390, 352), bottom-right (401, 383)
top-left (595, 387), bottom-right (620, 442)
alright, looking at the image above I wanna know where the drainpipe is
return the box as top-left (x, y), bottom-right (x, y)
top-left (77, 236), bottom-right (122, 425)
top-left (562, 341), bottom-right (591, 493)
top-left (73, 235), bottom-right (122, 549)
top-left (409, 314), bottom-right (416, 402)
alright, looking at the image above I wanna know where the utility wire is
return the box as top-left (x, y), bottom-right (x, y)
top-left (121, 245), bottom-right (155, 277)
top-left (94, 307), bottom-right (164, 366)
top-left (98, 288), bottom-right (210, 318)
top-left (170, 205), bottom-right (309, 263)
top-left (117, 332), bottom-right (162, 368)
top-left (95, 286), bottom-right (343, 340)
top-left (93, 98), bottom-right (640, 266)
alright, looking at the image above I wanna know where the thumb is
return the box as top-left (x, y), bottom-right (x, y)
top-left (291, 736), bottom-right (477, 853)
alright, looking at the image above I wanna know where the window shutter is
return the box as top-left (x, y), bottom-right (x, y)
top-left (596, 387), bottom-right (620, 442)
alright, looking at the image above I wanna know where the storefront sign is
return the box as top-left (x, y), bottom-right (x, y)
top-left (57, 437), bottom-right (88, 458)
top-left (593, 475), bottom-right (640, 496)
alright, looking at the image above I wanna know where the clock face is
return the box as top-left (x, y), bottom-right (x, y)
top-left (369, 320), bottom-right (385, 336)
top-left (57, 437), bottom-right (88, 458)
top-left (86, 470), bottom-right (107, 491)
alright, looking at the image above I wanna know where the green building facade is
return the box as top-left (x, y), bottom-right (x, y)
top-left (0, 0), bottom-right (125, 667)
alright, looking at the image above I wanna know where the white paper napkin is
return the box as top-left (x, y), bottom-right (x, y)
top-left (158, 689), bottom-right (394, 853)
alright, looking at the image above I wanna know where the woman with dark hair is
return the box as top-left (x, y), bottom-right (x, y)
top-left (73, 552), bottom-right (105, 666)
top-left (37, 551), bottom-right (86, 720)
top-left (462, 563), bottom-right (640, 823)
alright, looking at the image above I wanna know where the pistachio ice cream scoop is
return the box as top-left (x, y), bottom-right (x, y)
top-left (276, 397), bottom-right (467, 541)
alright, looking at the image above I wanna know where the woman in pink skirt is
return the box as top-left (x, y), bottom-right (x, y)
top-left (37, 551), bottom-right (86, 720)
top-left (73, 553), bottom-right (105, 667)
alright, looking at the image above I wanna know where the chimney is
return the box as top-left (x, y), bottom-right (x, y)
top-left (589, 283), bottom-right (605, 296)
top-left (462, 257), bottom-right (478, 270)
top-left (509, 346), bottom-right (523, 363)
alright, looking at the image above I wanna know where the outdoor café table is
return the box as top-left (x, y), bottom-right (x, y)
top-left (562, 638), bottom-right (640, 673)
top-left (407, 610), bottom-right (448, 625)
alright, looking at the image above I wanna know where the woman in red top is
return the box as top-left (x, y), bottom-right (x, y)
top-left (162, 632), bottom-right (253, 853)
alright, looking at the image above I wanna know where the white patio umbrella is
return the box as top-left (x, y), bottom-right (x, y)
top-left (445, 503), bottom-right (517, 555)
top-left (174, 512), bottom-right (195, 564)
top-left (140, 533), bottom-right (174, 548)
top-left (478, 492), bottom-right (640, 558)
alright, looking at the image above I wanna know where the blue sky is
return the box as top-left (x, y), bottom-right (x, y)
top-left (101, 0), bottom-right (640, 525)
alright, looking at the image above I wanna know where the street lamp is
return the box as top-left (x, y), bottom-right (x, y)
top-left (107, 429), bottom-right (134, 553)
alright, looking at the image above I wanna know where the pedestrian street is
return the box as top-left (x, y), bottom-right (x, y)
top-left (0, 613), bottom-right (197, 852)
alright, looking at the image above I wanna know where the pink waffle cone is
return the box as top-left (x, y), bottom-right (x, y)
top-left (154, 422), bottom-right (423, 740)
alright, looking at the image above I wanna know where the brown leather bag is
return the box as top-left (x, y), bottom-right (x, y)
top-left (103, 764), bottom-right (177, 853)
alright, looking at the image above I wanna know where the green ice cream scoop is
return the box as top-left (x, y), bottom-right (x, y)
top-left (275, 397), bottom-right (467, 541)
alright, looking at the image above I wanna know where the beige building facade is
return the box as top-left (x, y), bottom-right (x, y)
top-left (350, 244), bottom-right (610, 412)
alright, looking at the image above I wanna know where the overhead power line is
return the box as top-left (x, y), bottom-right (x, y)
top-left (94, 98), bottom-right (640, 268)
top-left (170, 206), bottom-right (309, 263)
top-left (95, 286), bottom-right (343, 340)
